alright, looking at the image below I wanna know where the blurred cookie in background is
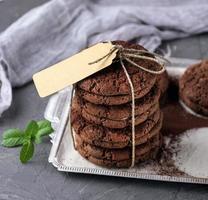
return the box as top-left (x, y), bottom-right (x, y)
top-left (179, 60), bottom-right (208, 117)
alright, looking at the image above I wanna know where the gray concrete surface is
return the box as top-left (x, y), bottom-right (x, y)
top-left (0, 1), bottom-right (208, 200)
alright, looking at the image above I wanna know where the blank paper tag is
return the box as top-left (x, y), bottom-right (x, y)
top-left (33, 42), bottom-right (117, 97)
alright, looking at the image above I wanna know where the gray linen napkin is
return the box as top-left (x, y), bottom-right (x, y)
top-left (1, 0), bottom-right (208, 115)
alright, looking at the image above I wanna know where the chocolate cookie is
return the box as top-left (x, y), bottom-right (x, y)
top-left (80, 84), bottom-right (160, 120)
top-left (81, 103), bottom-right (159, 129)
top-left (72, 94), bottom-right (159, 128)
top-left (75, 133), bottom-right (161, 168)
top-left (78, 70), bottom-right (156, 97)
top-left (72, 109), bottom-right (162, 149)
top-left (77, 41), bottom-right (160, 97)
top-left (179, 60), bottom-right (208, 116)
top-left (76, 78), bottom-right (156, 105)
top-left (77, 145), bottom-right (159, 168)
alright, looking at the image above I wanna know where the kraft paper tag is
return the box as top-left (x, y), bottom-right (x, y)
top-left (33, 42), bottom-right (117, 97)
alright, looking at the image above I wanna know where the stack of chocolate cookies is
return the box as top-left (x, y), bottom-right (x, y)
top-left (71, 41), bottom-right (164, 168)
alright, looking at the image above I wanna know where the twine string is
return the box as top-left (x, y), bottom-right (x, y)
top-left (117, 48), bottom-right (170, 64)
top-left (119, 55), bottom-right (136, 167)
top-left (124, 57), bottom-right (165, 75)
top-left (88, 47), bottom-right (118, 65)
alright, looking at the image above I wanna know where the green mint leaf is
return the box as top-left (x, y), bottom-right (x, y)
top-left (38, 126), bottom-right (54, 137)
top-left (25, 120), bottom-right (39, 137)
top-left (20, 141), bottom-right (34, 164)
top-left (2, 129), bottom-right (23, 139)
top-left (35, 127), bottom-right (53, 144)
top-left (37, 120), bottom-right (52, 130)
top-left (37, 120), bottom-right (54, 137)
top-left (2, 129), bottom-right (25, 147)
top-left (34, 120), bottom-right (54, 144)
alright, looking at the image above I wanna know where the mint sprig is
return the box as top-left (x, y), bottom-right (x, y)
top-left (1, 120), bottom-right (54, 163)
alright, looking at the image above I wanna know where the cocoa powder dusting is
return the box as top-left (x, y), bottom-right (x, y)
top-left (156, 135), bottom-right (187, 177)
top-left (155, 78), bottom-right (208, 177)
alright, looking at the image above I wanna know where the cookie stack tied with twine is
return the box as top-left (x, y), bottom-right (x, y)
top-left (71, 41), bottom-right (168, 168)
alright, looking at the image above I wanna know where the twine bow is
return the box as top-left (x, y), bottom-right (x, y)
top-left (88, 45), bottom-right (169, 74)
top-left (70, 44), bottom-right (169, 168)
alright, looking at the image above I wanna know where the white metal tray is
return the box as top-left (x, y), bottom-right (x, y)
top-left (45, 57), bottom-right (208, 184)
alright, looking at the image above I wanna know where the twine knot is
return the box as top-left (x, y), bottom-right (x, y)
top-left (89, 44), bottom-right (169, 75)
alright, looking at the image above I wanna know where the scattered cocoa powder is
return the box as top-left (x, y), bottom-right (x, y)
top-left (152, 77), bottom-right (208, 177)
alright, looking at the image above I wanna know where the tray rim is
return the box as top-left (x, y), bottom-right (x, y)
top-left (57, 165), bottom-right (208, 184)
top-left (46, 57), bottom-right (208, 184)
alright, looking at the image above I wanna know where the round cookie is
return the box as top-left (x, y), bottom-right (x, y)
top-left (75, 133), bottom-right (161, 168)
top-left (81, 103), bottom-right (159, 129)
top-left (76, 80), bottom-right (156, 105)
top-left (179, 60), bottom-right (208, 116)
top-left (72, 95), bottom-right (159, 129)
top-left (72, 109), bottom-right (162, 149)
top-left (80, 84), bottom-right (160, 120)
top-left (77, 145), bottom-right (159, 168)
top-left (77, 41), bottom-right (161, 97)
top-left (76, 133), bottom-right (160, 161)
top-left (78, 69), bottom-right (156, 97)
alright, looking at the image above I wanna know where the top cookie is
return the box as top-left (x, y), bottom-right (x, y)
top-left (179, 60), bottom-right (208, 116)
top-left (77, 41), bottom-right (161, 96)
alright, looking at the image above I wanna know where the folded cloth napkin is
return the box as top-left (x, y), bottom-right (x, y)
top-left (1, 0), bottom-right (208, 116)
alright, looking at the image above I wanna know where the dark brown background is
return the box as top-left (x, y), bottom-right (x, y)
top-left (0, 0), bottom-right (208, 199)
